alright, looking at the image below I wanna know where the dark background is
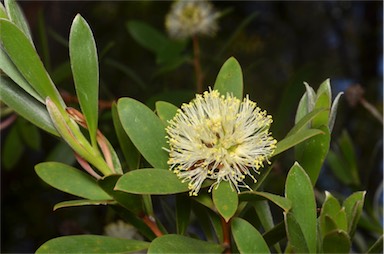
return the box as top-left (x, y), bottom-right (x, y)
top-left (1, 1), bottom-right (382, 252)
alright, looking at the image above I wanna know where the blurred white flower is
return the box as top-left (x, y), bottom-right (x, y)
top-left (165, 0), bottom-right (219, 39)
top-left (104, 220), bottom-right (143, 240)
top-left (166, 89), bottom-right (277, 196)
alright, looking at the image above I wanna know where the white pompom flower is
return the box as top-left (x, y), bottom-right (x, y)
top-left (165, 89), bottom-right (277, 196)
top-left (165, 0), bottom-right (219, 40)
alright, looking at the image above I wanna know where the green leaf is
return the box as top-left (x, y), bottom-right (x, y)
top-left (329, 92), bottom-right (343, 131)
top-left (176, 195), bottom-right (191, 235)
top-left (322, 230), bottom-right (350, 253)
top-left (312, 79), bottom-right (331, 128)
top-left (263, 221), bottom-right (286, 247)
top-left (285, 162), bottom-right (317, 253)
top-left (2, 124), bottom-right (24, 169)
top-left (343, 191), bottom-right (366, 236)
top-left (111, 103), bottom-right (140, 170)
top-left (46, 142), bottom-right (76, 165)
top-left (239, 191), bottom-right (291, 212)
top-left (117, 98), bottom-right (169, 169)
top-left (35, 162), bottom-right (111, 200)
top-left (212, 181), bottom-right (238, 222)
top-left (69, 14), bottom-right (99, 147)
top-left (155, 101), bottom-right (178, 126)
top-left (115, 168), bottom-right (190, 195)
top-left (126, 20), bottom-right (167, 54)
top-left (213, 57), bottom-right (243, 99)
top-left (0, 47), bottom-right (43, 103)
top-left (319, 192), bottom-right (341, 238)
top-left (4, 0), bottom-right (33, 42)
top-left (284, 212), bottom-right (309, 253)
top-left (53, 199), bottom-right (115, 211)
top-left (273, 128), bottom-right (323, 156)
top-left (0, 19), bottom-right (65, 108)
top-left (295, 125), bottom-right (330, 185)
top-left (286, 108), bottom-right (327, 137)
top-left (98, 175), bottom-right (143, 214)
top-left (232, 217), bottom-right (270, 254)
top-left (148, 234), bottom-right (224, 254)
top-left (36, 235), bottom-right (149, 254)
top-left (0, 77), bottom-right (59, 136)
top-left (327, 150), bottom-right (356, 185)
top-left (367, 235), bottom-right (383, 254)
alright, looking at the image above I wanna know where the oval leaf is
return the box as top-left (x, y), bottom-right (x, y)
top-left (285, 162), bottom-right (317, 253)
top-left (214, 57), bottom-right (243, 99)
top-left (148, 234), bottom-right (224, 254)
top-left (232, 217), bottom-right (270, 254)
top-left (115, 168), bottom-right (189, 195)
top-left (4, 0), bottom-right (33, 42)
top-left (126, 20), bottom-right (167, 53)
top-left (117, 98), bottom-right (169, 169)
top-left (69, 14), bottom-right (99, 146)
top-left (0, 19), bottom-right (64, 107)
top-left (212, 181), bottom-right (238, 222)
top-left (284, 212), bottom-right (309, 253)
top-left (36, 235), bottom-right (149, 254)
top-left (35, 162), bottom-right (111, 200)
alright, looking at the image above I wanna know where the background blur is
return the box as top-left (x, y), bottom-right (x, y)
top-left (1, 1), bottom-right (382, 252)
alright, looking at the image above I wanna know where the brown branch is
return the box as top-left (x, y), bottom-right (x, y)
top-left (193, 35), bottom-right (204, 93)
top-left (221, 216), bottom-right (231, 254)
top-left (142, 215), bottom-right (163, 237)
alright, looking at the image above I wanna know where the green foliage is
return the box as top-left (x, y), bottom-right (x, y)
top-left (1, 4), bottom-right (380, 253)
top-left (36, 235), bottom-right (150, 254)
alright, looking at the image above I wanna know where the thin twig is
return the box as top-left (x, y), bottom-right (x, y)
top-left (221, 216), bottom-right (231, 254)
top-left (142, 215), bottom-right (163, 237)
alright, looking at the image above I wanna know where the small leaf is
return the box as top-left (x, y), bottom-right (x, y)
top-left (148, 234), bottom-right (224, 254)
top-left (312, 79), bottom-right (331, 128)
top-left (0, 3), bottom-right (7, 19)
top-left (343, 191), bottom-right (366, 236)
top-left (0, 19), bottom-right (64, 107)
top-left (319, 191), bottom-right (341, 238)
top-left (117, 98), bottom-right (169, 169)
top-left (0, 77), bottom-right (59, 136)
top-left (4, 0), bottom-right (33, 42)
top-left (285, 162), bottom-right (317, 253)
top-left (69, 14), bottom-right (99, 146)
top-left (18, 119), bottom-right (41, 150)
top-left (284, 212), bottom-right (309, 253)
top-left (213, 57), bottom-right (243, 99)
top-left (212, 181), bottom-right (238, 222)
top-left (111, 103), bottom-right (140, 170)
top-left (322, 230), bottom-right (351, 253)
top-left (126, 20), bottom-right (167, 53)
top-left (98, 175), bottom-right (143, 214)
top-left (273, 128), bottom-right (324, 156)
top-left (36, 235), bottom-right (149, 254)
top-left (115, 168), bottom-right (190, 195)
top-left (232, 217), bottom-right (270, 254)
top-left (53, 199), bottom-right (115, 211)
top-left (46, 142), bottom-right (76, 165)
top-left (329, 92), bottom-right (343, 131)
top-left (339, 130), bottom-right (359, 183)
top-left (155, 101), bottom-right (178, 126)
top-left (35, 162), bottom-right (111, 200)
top-left (239, 191), bottom-right (292, 212)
